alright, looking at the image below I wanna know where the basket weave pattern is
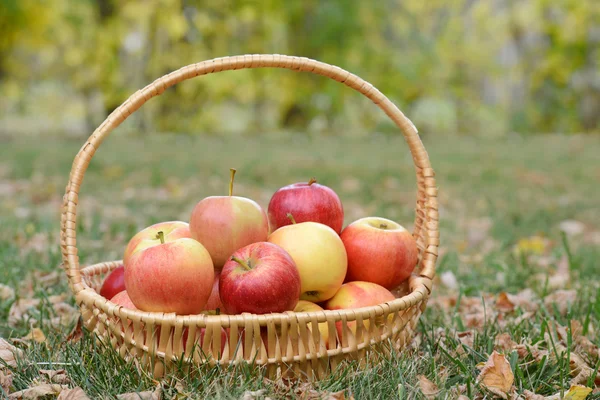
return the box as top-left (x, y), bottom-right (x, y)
top-left (60, 54), bottom-right (439, 379)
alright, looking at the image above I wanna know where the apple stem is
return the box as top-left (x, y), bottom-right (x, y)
top-left (231, 255), bottom-right (251, 271)
top-left (286, 213), bottom-right (297, 224)
top-left (156, 231), bottom-right (165, 244)
top-left (216, 308), bottom-right (220, 315)
top-left (308, 177), bottom-right (317, 186)
top-left (229, 168), bottom-right (237, 197)
top-left (380, 223), bottom-right (388, 229)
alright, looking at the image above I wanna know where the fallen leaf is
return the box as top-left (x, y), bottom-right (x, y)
top-left (418, 375), bottom-right (439, 399)
top-left (0, 284), bottom-right (15, 301)
top-left (8, 383), bottom-right (68, 399)
top-left (57, 387), bottom-right (91, 399)
top-left (8, 296), bottom-right (78, 329)
top-left (0, 338), bottom-right (23, 368)
top-left (564, 385), bottom-right (593, 400)
top-left (8, 298), bottom-right (39, 327)
top-left (514, 236), bottom-right (550, 255)
top-left (22, 328), bottom-right (46, 344)
top-left (39, 369), bottom-right (70, 384)
top-left (117, 384), bottom-right (161, 400)
top-left (544, 290), bottom-right (577, 315)
top-left (0, 370), bottom-right (13, 394)
top-left (559, 220), bottom-right (586, 236)
top-left (476, 351), bottom-right (515, 399)
top-left (548, 256), bottom-right (570, 289)
top-left (521, 390), bottom-right (544, 400)
top-left (440, 271), bottom-right (458, 290)
top-left (241, 389), bottom-right (267, 400)
top-left (495, 333), bottom-right (517, 353)
top-left (63, 318), bottom-right (84, 344)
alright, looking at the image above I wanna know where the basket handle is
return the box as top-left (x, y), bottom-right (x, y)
top-left (60, 54), bottom-right (439, 295)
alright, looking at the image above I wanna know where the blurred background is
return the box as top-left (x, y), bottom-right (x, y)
top-left (1, 0), bottom-right (598, 138)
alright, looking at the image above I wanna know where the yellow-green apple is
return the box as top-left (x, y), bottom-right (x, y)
top-left (294, 300), bottom-right (331, 346)
top-left (189, 169), bottom-right (269, 268)
top-left (100, 264), bottom-right (125, 300)
top-left (203, 272), bottom-right (223, 312)
top-left (267, 178), bottom-right (344, 234)
top-left (219, 242), bottom-right (301, 314)
top-left (324, 281), bottom-right (396, 339)
top-left (110, 290), bottom-right (138, 310)
top-left (341, 217), bottom-right (418, 290)
top-left (125, 231), bottom-right (214, 314)
top-left (268, 218), bottom-right (347, 302)
top-left (123, 221), bottom-right (192, 266)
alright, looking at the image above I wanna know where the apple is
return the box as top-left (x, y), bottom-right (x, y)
top-left (100, 264), bottom-right (125, 300)
top-left (190, 169), bottom-right (269, 268)
top-left (123, 221), bottom-right (192, 266)
top-left (294, 300), bottom-right (331, 346)
top-left (268, 217), bottom-right (347, 302)
top-left (341, 217), bottom-right (418, 290)
top-left (203, 272), bottom-right (223, 312)
top-left (110, 290), bottom-right (138, 310)
top-left (125, 231), bottom-right (214, 314)
top-left (324, 281), bottom-right (396, 340)
top-left (267, 178), bottom-right (344, 234)
top-left (219, 242), bottom-right (301, 314)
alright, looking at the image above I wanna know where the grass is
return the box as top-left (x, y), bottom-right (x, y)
top-left (0, 132), bottom-right (599, 399)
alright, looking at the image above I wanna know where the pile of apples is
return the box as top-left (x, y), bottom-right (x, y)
top-left (100, 169), bottom-right (418, 341)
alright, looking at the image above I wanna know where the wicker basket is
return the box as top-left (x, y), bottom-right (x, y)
top-left (60, 54), bottom-right (439, 380)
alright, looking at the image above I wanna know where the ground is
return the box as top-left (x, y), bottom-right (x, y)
top-left (0, 132), bottom-right (599, 399)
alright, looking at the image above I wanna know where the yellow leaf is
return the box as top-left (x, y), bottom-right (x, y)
top-left (476, 351), bottom-right (514, 399)
top-left (565, 385), bottom-right (592, 400)
top-left (23, 328), bottom-right (46, 343)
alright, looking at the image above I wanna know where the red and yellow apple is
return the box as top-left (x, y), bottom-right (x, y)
top-left (123, 221), bottom-right (192, 266)
top-left (294, 300), bottom-right (332, 346)
top-left (100, 264), bottom-right (125, 300)
top-left (267, 178), bottom-right (344, 234)
top-left (219, 242), bottom-right (301, 314)
top-left (190, 169), bottom-right (269, 268)
top-left (203, 272), bottom-right (223, 312)
top-left (268, 219), bottom-right (347, 302)
top-left (125, 231), bottom-right (214, 315)
top-left (324, 281), bottom-right (396, 339)
top-left (110, 290), bottom-right (138, 310)
top-left (341, 217), bottom-right (418, 290)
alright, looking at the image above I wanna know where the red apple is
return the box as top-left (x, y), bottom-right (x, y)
top-left (203, 272), bottom-right (223, 312)
top-left (219, 242), bottom-right (301, 315)
top-left (110, 290), bottom-right (138, 310)
top-left (190, 169), bottom-right (269, 268)
top-left (268, 178), bottom-right (344, 234)
top-left (125, 231), bottom-right (214, 314)
top-left (123, 221), bottom-right (192, 266)
top-left (268, 219), bottom-right (347, 302)
top-left (324, 281), bottom-right (396, 340)
top-left (341, 217), bottom-right (418, 290)
top-left (100, 264), bottom-right (125, 300)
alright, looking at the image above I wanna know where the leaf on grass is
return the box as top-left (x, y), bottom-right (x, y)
top-left (0, 284), bottom-right (15, 301)
top-left (564, 385), bottom-right (593, 400)
top-left (476, 351), bottom-right (515, 399)
top-left (548, 256), bottom-right (570, 289)
top-left (8, 296), bottom-right (78, 329)
top-left (117, 384), bottom-right (161, 400)
top-left (544, 290), bottom-right (577, 315)
top-left (496, 289), bottom-right (539, 313)
top-left (440, 271), bottom-right (458, 290)
top-left (8, 383), bottom-right (68, 399)
top-left (1, 370), bottom-right (13, 394)
top-left (522, 390), bottom-right (545, 399)
top-left (22, 328), bottom-right (46, 344)
top-left (0, 338), bottom-right (23, 368)
top-left (495, 333), bottom-right (518, 353)
top-left (64, 317), bottom-right (84, 344)
top-left (39, 369), bottom-right (70, 384)
top-left (241, 389), bottom-right (267, 400)
top-left (56, 387), bottom-right (91, 399)
top-left (418, 375), bottom-right (439, 399)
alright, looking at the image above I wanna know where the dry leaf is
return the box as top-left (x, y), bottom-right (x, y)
top-left (521, 390), bottom-right (545, 400)
top-left (457, 396), bottom-right (469, 400)
top-left (22, 328), bottom-right (46, 344)
top-left (57, 387), bottom-right (91, 399)
top-left (564, 385), bottom-right (593, 400)
top-left (559, 220), bottom-right (586, 236)
top-left (8, 383), bottom-right (68, 399)
top-left (0, 284), bottom-right (15, 301)
top-left (418, 375), bottom-right (439, 399)
top-left (0, 338), bottom-right (23, 368)
top-left (241, 389), bottom-right (267, 400)
top-left (544, 290), bottom-right (577, 315)
top-left (1, 370), bottom-right (13, 394)
top-left (8, 296), bottom-right (78, 329)
top-left (497, 289), bottom-right (539, 314)
top-left (476, 351), bottom-right (515, 399)
top-left (64, 318), bottom-right (84, 344)
top-left (495, 333), bottom-right (517, 353)
top-left (440, 271), bottom-right (458, 290)
top-left (39, 369), bottom-right (70, 384)
top-left (117, 384), bottom-right (161, 400)
top-left (548, 256), bottom-right (570, 289)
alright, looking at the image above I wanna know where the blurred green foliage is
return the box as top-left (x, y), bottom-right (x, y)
top-left (0, 0), bottom-right (598, 136)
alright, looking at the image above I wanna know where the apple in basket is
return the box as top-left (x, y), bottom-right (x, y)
top-left (110, 290), bottom-right (138, 310)
top-left (324, 281), bottom-right (396, 340)
top-left (268, 216), bottom-right (347, 303)
top-left (219, 242), bottom-right (301, 315)
top-left (125, 230), bottom-right (214, 315)
top-left (267, 177), bottom-right (344, 234)
top-left (341, 217), bottom-right (418, 290)
top-left (203, 272), bottom-right (224, 312)
top-left (123, 221), bottom-right (192, 266)
top-left (190, 169), bottom-right (269, 269)
top-left (100, 264), bottom-right (126, 300)
top-left (294, 300), bottom-right (331, 347)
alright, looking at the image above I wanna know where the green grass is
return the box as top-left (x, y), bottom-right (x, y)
top-left (0, 132), bottom-right (599, 399)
